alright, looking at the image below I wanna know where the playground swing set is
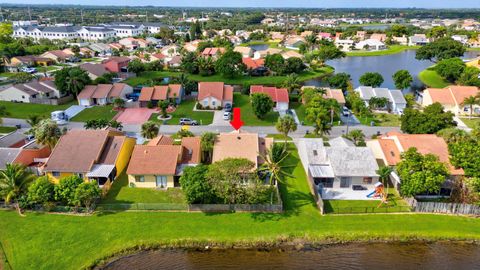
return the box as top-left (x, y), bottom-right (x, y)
top-left (366, 182), bottom-right (388, 207)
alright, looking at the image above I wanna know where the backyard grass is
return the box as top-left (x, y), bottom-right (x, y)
top-left (70, 105), bottom-right (118, 122)
top-left (418, 67), bottom-right (450, 88)
top-left (290, 102), bottom-right (311, 126)
top-left (233, 93), bottom-right (279, 126)
top-left (346, 45), bottom-right (419, 57)
top-left (357, 112), bottom-right (401, 127)
top-left (101, 173), bottom-right (186, 204)
top-left (149, 99), bottom-right (213, 125)
top-left (266, 134), bottom-right (292, 141)
top-left (1, 145), bottom-right (480, 270)
top-left (124, 67), bottom-right (334, 87)
top-left (323, 189), bottom-right (411, 214)
top-left (460, 117), bottom-right (480, 129)
top-left (0, 126), bottom-right (16, 134)
top-left (0, 101), bottom-right (75, 119)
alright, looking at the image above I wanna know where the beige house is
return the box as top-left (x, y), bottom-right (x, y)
top-left (233, 46), bottom-right (253, 58)
top-left (0, 80), bottom-right (61, 103)
top-left (422, 85), bottom-right (480, 115)
top-left (197, 82), bottom-right (233, 109)
top-left (127, 136), bottom-right (201, 188)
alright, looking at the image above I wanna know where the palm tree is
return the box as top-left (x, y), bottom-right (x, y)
top-left (141, 121), bottom-right (159, 139)
top-left (259, 144), bottom-right (291, 187)
top-left (305, 34), bottom-right (318, 51)
top-left (347, 129), bottom-right (365, 146)
top-left (376, 166), bottom-right (393, 196)
top-left (275, 115), bottom-right (297, 145)
top-left (33, 119), bottom-right (62, 149)
top-left (0, 164), bottom-right (36, 216)
top-left (26, 115), bottom-right (42, 130)
top-left (462, 96), bottom-right (478, 119)
top-left (283, 73), bottom-right (301, 94)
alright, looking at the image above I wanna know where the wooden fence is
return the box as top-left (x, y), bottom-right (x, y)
top-left (96, 203), bottom-right (283, 213)
top-left (406, 197), bottom-right (480, 216)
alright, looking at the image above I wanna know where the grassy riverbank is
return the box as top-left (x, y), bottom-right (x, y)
top-left (346, 45), bottom-right (419, 57)
top-left (418, 67), bottom-right (450, 88)
top-left (1, 145), bottom-right (480, 270)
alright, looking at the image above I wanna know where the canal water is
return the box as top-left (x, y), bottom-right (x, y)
top-left (102, 242), bottom-right (480, 270)
top-left (305, 50), bottom-right (480, 89)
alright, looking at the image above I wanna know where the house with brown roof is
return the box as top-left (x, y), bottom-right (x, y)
top-left (44, 130), bottom-right (135, 186)
top-left (127, 136), bottom-right (201, 188)
top-left (250, 85), bottom-right (289, 112)
top-left (212, 132), bottom-right (273, 169)
top-left (77, 83), bottom-right (133, 106)
top-left (102, 56), bottom-right (131, 73)
top-left (0, 140), bottom-right (51, 175)
top-left (79, 63), bottom-right (109, 80)
top-left (197, 82), bottom-right (233, 109)
top-left (301, 86), bottom-right (346, 106)
top-left (242, 58), bottom-right (265, 71)
top-left (0, 80), bottom-right (62, 104)
top-left (138, 84), bottom-right (184, 107)
top-left (7, 56), bottom-right (53, 72)
top-left (283, 35), bottom-right (306, 50)
top-left (201, 47), bottom-right (226, 58)
top-left (367, 132), bottom-right (464, 197)
top-left (422, 85), bottom-right (480, 116)
top-left (233, 46), bottom-right (253, 58)
top-left (40, 50), bottom-right (74, 63)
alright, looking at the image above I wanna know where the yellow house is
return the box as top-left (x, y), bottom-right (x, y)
top-left (9, 56), bottom-right (53, 67)
top-left (466, 57), bottom-right (480, 69)
top-left (43, 129), bottom-right (135, 186)
top-left (127, 136), bottom-right (201, 188)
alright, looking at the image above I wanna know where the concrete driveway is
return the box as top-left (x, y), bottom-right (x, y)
top-left (116, 108), bottom-right (158, 124)
top-left (210, 111), bottom-right (230, 126)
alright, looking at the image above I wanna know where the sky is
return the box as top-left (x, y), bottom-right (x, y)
top-left (1, 0), bottom-right (480, 8)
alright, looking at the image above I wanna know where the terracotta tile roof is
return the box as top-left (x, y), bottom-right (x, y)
top-left (42, 50), bottom-right (71, 59)
top-left (108, 83), bottom-right (127, 98)
top-left (44, 130), bottom-right (114, 173)
top-left (198, 82), bottom-right (233, 102)
top-left (91, 84), bottom-right (113, 99)
top-left (181, 137), bottom-right (201, 164)
top-left (127, 145), bottom-right (182, 175)
top-left (449, 85), bottom-right (479, 105)
top-left (212, 132), bottom-right (273, 167)
top-left (77, 85), bottom-right (97, 100)
top-left (325, 88), bottom-right (346, 104)
top-left (152, 84), bottom-right (182, 100)
top-left (242, 58), bottom-right (265, 69)
top-left (378, 132), bottom-right (464, 175)
top-left (139, 87), bottom-right (154, 102)
top-left (250, 85), bottom-right (289, 103)
top-left (424, 88), bottom-right (456, 105)
top-left (147, 135), bottom-right (174, 146)
top-left (234, 46), bottom-right (252, 55)
top-left (201, 47), bottom-right (226, 56)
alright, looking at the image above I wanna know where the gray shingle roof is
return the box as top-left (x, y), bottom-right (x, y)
top-left (389, 90), bottom-right (407, 104)
top-left (0, 148), bottom-right (21, 170)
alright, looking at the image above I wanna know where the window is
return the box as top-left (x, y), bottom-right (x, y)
top-left (212, 101), bottom-right (216, 106)
top-left (135, 175), bottom-right (145, 182)
top-left (76, 173), bottom-right (84, 179)
top-left (363, 177), bottom-right (373, 184)
top-left (155, 175), bottom-right (167, 188)
top-left (52, 171), bottom-right (60, 177)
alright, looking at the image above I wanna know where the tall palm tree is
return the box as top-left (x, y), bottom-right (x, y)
top-left (462, 96), bottom-right (478, 119)
top-left (0, 164), bottom-right (36, 216)
top-left (305, 34), bottom-right (318, 51)
top-left (26, 115), bottom-right (43, 131)
top-left (141, 121), bottom-right (159, 139)
top-left (200, 132), bottom-right (216, 163)
top-left (33, 119), bottom-right (62, 149)
top-left (275, 115), bottom-right (297, 145)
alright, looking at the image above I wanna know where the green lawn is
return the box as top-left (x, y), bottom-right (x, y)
top-left (460, 118), bottom-right (480, 129)
top-left (418, 67), bottom-right (450, 88)
top-left (0, 101), bottom-right (75, 119)
top-left (0, 126), bottom-right (16, 134)
top-left (70, 105), bottom-right (118, 122)
top-left (2, 145), bottom-right (480, 269)
top-left (124, 67), bottom-right (334, 87)
top-left (149, 99), bottom-right (213, 125)
top-left (101, 173), bottom-right (186, 204)
top-left (323, 189), bottom-right (411, 214)
top-left (346, 45), bottom-right (420, 57)
top-left (0, 72), bottom-right (16, 78)
top-left (291, 102), bottom-right (311, 126)
top-left (266, 134), bottom-right (292, 141)
top-left (234, 93), bottom-right (279, 126)
top-left (357, 113), bottom-right (401, 127)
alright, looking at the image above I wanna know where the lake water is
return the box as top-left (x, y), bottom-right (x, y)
top-left (101, 242), bottom-right (480, 270)
top-left (304, 50), bottom-right (480, 89)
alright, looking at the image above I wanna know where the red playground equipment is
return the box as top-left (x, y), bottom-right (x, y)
top-left (366, 182), bottom-right (388, 206)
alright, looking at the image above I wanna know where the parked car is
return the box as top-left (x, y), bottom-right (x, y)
top-left (342, 106), bottom-right (350, 117)
top-left (179, 118), bottom-right (198, 125)
top-left (20, 67), bottom-right (37, 74)
top-left (67, 57), bottom-right (81, 63)
top-left (224, 103), bottom-right (232, 112)
top-left (223, 112), bottom-right (231, 120)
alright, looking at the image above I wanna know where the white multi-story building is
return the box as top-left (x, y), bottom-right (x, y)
top-left (77, 27), bottom-right (116, 41)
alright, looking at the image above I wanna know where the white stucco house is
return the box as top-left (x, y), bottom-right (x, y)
top-left (197, 82), bottom-right (233, 109)
top-left (354, 86), bottom-right (407, 114)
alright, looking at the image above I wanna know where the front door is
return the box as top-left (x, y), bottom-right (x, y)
top-left (155, 175), bottom-right (167, 188)
top-left (340, 177), bottom-right (351, 188)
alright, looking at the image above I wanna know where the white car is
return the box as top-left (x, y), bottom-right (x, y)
top-left (223, 112), bottom-right (231, 120)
